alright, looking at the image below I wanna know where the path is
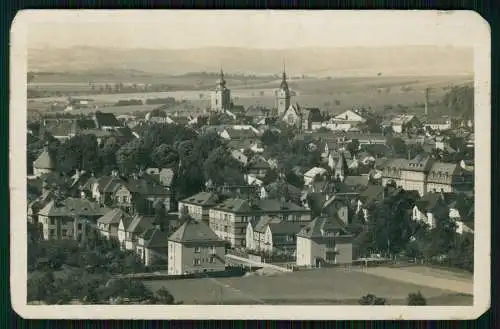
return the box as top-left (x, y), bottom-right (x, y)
top-left (352, 266), bottom-right (473, 295)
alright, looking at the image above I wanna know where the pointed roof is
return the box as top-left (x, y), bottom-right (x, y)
top-left (280, 62), bottom-right (289, 91)
top-left (335, 152), bottom-right (349, 171)
top-left (168, 219), bottom-right (222, 244)
top-left (126, 214), bottom-right (155, 234)
top-left (98, 208), bottom-right (130, 225)
top-left (33, 148), bottom-right (55, 170)
top-left (141, 227), bottom-right (170, 248)
top-left (217, 68), bottom-right (226, 87)
top-left (297, 216), bottom-right (351, 239)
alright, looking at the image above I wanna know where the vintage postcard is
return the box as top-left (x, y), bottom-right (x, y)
top-left (10, 10), bottom-right (490, 319)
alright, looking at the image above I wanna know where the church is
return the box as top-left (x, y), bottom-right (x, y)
top-left (276, 66), bottom-right (322, 132)
top-left (211, 69), bottom-right (231, 113)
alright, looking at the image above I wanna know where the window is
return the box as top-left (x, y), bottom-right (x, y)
top-left (224, 225), bottom-right (228, 232)
top-left (210, 246), bottom-right (217, 254)
top-left (49, 229), bottom-right (55, 237)
top-left (62, 229), bottom-right (67, 237)
top-left (194, 246), bottom-right (201, 253)
top-left (194, 259), bottom-right (201, 266)
top-left (77, 223), bottom-right (83, 230)
top-left (49, 218), bottom-right (55, 225)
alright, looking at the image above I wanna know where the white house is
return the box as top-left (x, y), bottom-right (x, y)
top-left (296, 217), bottom-right (354, 267)
top-left (167, 219), bottom-right (226, 275)
top-left (328, 110), bottom-right (367, 131)
top-left (303, 167), bottom-right (328, 186)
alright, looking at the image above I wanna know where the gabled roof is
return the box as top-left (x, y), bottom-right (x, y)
top-left (38, 198), bottom-right (109, 217)
top-left (181, 192), bottom-right (220, 207)
top-left (33, 149), bottom-right (55, 170)
top-left (126, 177), bottom-right (170, 195)
top-left (94, 112), bottom-right (121, 127)
top-left (141, 227), bottom-right (170, 248)
top-left (168, 219), bottom-right (222, 243)
top-left (126, 214), bottom-right (154, 234)
top-left (98, 208), bottom-right (130, 225)
top-left (247, 155), bottom-right (270, 170)
top-left (297, 216), bottom-right (350, 239)
top-left (268, 221), bottom-right (304, 235)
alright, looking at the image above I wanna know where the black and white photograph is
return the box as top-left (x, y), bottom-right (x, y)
top-left (10, 10), bottom-right (490, 320)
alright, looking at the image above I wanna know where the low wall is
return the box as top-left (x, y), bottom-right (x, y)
top-left (114, 266), bottom-right (250, 281)
top-left (225, 254), bottom-right (294, 272)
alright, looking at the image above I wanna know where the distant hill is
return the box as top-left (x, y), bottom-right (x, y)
top-left (28, 46), bottom-right (473, 77)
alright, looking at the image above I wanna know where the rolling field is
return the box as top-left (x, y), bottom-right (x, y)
top-left (27, 75), bottom-right (473, 116)
top-left (143, 266), bottom-right (473, 305)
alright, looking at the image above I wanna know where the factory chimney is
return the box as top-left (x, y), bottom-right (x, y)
top-left (424, 88), bottom-right (430, 116)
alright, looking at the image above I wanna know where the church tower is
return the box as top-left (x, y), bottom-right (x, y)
top-left (334, 152), bottom-right (349, 182)
top-left (276, 63), bottom-right (290, 116)
top-left (211, 68), bottom-right (231, 113)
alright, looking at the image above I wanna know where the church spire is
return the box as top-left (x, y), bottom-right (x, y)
top-left (280, 59), bottom-right (289, 90)
top-left (217, 66), bottom-right (226, 87)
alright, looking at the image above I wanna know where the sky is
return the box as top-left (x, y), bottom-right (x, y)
top-left (19, 10), bottom-right (486, 49)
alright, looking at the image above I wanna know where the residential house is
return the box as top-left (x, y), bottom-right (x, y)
top-left (356, 185), bottom-right (397, 222)
top-left (145, 168), bottom-right (175, 188)
top-left (381, 155), bottom-right (474, 196)
top-left (97, 208), bottom-right (130, 240)
top-left (391, 115), bottom-right (421, 134)
top-left (136, 226), bottom-right (171, 266)
top-left (303, 167), bottom-right (328, 186)
top-left (230, 149), bottom-right (249, 166)
top-left (246, 155), bottom-right (271, 179)
top-left (328, 109), bottom-right (367, 131)
top-left (38, 198), bottom-right (109, 241)
top-left (117, 214), bottom-right (155, 251)
top-left (167, 219), bottom-right (226, 275)
top-left (423, 117), bottom-right (458, 131)
top-left (246, 217), bottom-right (304, 254)
top-left (219, 127), bottom-right (259, 140)
top-left (296, 216), bottom-right (354, 267)
top-left (302, 108), bottom-right (324, 132)
top-left (209, 198), bottom-right (312, 248)
top-left (412, 192), bottom-right (450, 228)
top-left (178, 191), bottom-right (221, 222)
top-left (33, 147), bottom-right (56, 177)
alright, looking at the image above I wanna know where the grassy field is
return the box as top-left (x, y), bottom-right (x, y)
top-left (143, 266), bottom-right (473, 305)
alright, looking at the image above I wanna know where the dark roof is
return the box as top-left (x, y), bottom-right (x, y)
top-left (141, 227), bottom-right (171, 248)
top-left (168, 219), bottom-right (222, 243)
top-left (38, 198), bottom-right (109, 217)
top-left (306, 108), bottom-right (323, 122)
top-left (247, 155), bottom-right (271, 170)
top-left (343, 175), bottom-right (369, 187)
top-left (268, 221), bottom-right (304, 235)
top-left (98, 208), bottom-right (130, 225)
top-left (213, 198), bottom-right (308, 214)
top-left (94, 112), bottom-right (121, 127)
top-left (126, 215), bottom-right (155, 234)
top-left (297, 216), bottom-right (350, 238)
top-left (126, 177), bottom-right (170, 195)
top-left (181, 192), bottom-right (220, 206)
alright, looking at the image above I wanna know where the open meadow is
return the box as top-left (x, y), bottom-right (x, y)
top-left (28, 74), bottom-right (473, 116)
top-left (143, 266), bottom-right (473, 305)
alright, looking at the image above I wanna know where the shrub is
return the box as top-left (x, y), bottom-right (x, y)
top-left (407, 291), bottom-right (427, 305)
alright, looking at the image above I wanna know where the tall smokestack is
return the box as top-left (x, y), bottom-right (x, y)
top-left (424, 88), bottom-right (430, 116)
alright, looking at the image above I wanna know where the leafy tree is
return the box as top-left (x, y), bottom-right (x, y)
top-left (358, 294), bottom-right (387, 305)
top-left (152, 144), bottom-right (178, 168)
top-left (386, 137), bottom-right (407, 157)
top-left (443, 85), bottom-right (474, 121)
top-left (407, 291), bottom-right (427, 305)
top-left (116, 139), bottom-right (151, 175)
top-left (346, 139), bottom-right (360, 156)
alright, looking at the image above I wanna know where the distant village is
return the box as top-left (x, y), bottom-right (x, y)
top-left (27, 67), bottom-right (475, 281)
